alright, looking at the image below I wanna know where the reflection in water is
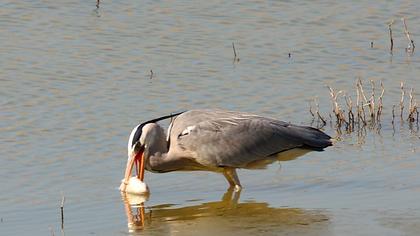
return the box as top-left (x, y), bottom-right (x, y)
top-left (119, 148), bottom-right (322, 234)
top-left (121, 189), bottom-right (330, 235)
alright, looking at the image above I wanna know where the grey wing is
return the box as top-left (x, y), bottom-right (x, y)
top-left (170, 111), bottom-right (331, 168)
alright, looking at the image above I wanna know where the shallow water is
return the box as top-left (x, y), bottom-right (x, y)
top-left (1, 1), bottom-right (420, 235)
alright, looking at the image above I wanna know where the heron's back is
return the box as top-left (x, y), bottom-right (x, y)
top-left (169, 109), bottom-right (332, 168)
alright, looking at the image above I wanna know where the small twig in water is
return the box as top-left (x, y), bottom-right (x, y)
top-left (392, 105), bottom-right (395, 124)
top-left (388, 20), bottom-right (394, 53)
top-left (150, 70), bottom-right (154, 80)
top-left (402, 17), bottom-right (415, 52)
top-left (232, 42), bottom-right (240, 62)
top-left (60, 193), bottom-right (65, 230)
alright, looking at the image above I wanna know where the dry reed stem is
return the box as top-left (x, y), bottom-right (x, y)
top-left (400, 82), bottom-right (405, 119)
top-left (376, 81), bottom-right (385, 121)
top-left (317, 110), bottom-right (327, 126)
top-left (368, 80), bottom-right (375, 119)
top-left (315, 98), bottom-right (326, 126)
top-left (328, 86), bottom-right (348, 126)
top-left (402, 17), bottom-right (415, 52)
top-left (356, 83), bottom-right (361, 123)
top-left (309, 100), bottom-right (315, 118)
top-left (356, 79), bottom-right (367, 124)
top-left (408, 88), bottom-right (413, 114)
top-left (345, 94), bottom-right (354, 129)
top-left (357, 79), bottom-right (368, 105)
top-left (328, 86), bottom-right (340, 118)
top-left (408, 88), bottom-right (418, 122)
top-left (309, 97), bottom-right (326, 126)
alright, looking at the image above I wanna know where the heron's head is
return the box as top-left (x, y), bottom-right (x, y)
top-left (127, 123), bottom-right (146, 161)
top-left (126, 111), bottom-right (186, 178)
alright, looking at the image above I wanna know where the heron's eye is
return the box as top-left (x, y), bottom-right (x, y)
top-left (132, 141), bottom-right (144, 153)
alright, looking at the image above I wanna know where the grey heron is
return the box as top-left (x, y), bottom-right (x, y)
top-left (119, 109), bottom-right (332, 192)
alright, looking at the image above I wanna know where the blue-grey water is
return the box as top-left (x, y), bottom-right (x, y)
top-left (1, 1), bottom-right (420, 235)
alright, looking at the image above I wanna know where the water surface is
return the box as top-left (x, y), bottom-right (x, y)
top-left (1, 1), bottom-right (420, 235)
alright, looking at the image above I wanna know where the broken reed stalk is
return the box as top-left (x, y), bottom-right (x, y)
top-left (376, 81), bottom-right (385, 121)
top-left (60, 194), bottom-right (65, 230)
top-left (408, 88), bottom-right (418, 122)
top-left (408, 88), bottom-right (413, 120)
top-left (356, 83), bottom-right (361, 125)
top-left (400, 82), bottom-right (405, 119)
top-left (402, 17), bottom-right (415, 52)
top-left (368, 80), bottom-right (376, 119)
top-left (315, 98), bottom-right (326, 126)
top-left (309, 100), bottom-right (315, 118)
top-left (356, 79), bottom-right (367, 124)
top-left (308, 98), bottom-right (326, 127)
top-left (388, 20), bottom-right (394, 53)
top-left (328, 86), bottom-right (347, 126)
top-left (345, 94), bottom-right (354, 130)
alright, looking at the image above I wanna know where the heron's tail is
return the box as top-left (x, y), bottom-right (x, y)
top-left (292, 125), bottom-right (332, 150)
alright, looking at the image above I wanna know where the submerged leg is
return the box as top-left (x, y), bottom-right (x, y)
top-left (223, 167), bottom-right (242, 192)
top-left (221, 187), bottom-right (241, 207)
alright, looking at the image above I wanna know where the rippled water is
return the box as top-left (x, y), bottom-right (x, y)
top-left (1, 1), bottom-right (420, 235)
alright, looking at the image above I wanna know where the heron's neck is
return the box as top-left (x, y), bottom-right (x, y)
top-left (145, 125), bottom-right (169, 156)
top-left (144, 136), bottom-right (186, 173)
top-left (143, 125), bottom-right (169, 171)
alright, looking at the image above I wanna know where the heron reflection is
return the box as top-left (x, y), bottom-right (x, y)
top-left (120, 132), bottom-right (330, 234)
top-left (121, 186), bottom-right (330, 235)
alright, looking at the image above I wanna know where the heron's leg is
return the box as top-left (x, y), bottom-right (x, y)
top-left (223, 167), bottom-right (242, 192)
top-left (221, 187), bottom-right (241, 207)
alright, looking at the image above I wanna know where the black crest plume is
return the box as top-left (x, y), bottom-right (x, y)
top-left (131, 111), bottom-right (186, 148)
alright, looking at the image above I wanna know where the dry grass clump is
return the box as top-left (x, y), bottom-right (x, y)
top-left (310, 80), bottom-right (418, 132)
